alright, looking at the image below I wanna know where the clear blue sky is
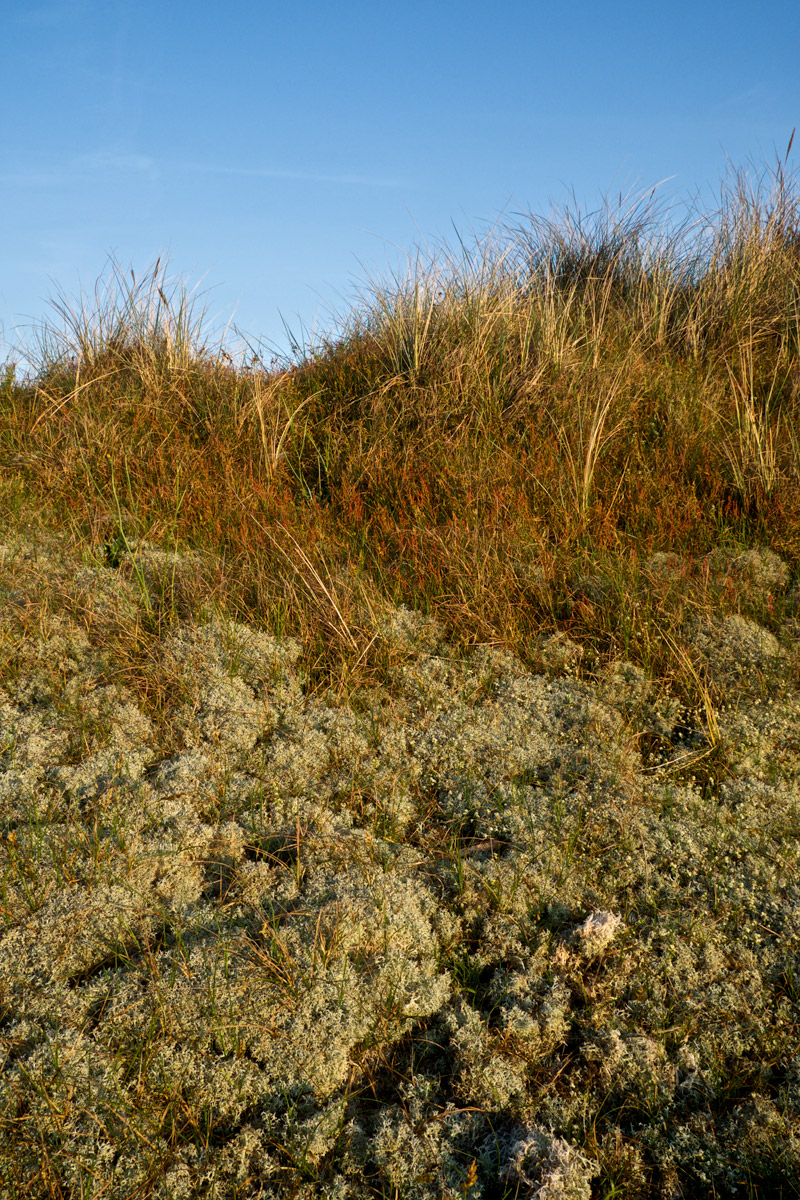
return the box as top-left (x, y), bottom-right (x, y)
top-left (2, 0), bottom-right (798, 366)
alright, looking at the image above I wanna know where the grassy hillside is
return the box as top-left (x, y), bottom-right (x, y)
top-left (0, 161), bottom-right (799, 1198)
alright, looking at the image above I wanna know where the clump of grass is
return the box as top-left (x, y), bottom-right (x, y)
top-left (0, 155), bottom-right (799, 1198)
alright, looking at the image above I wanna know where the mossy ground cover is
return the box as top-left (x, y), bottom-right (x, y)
top-left (1, 161), bottom-right (799, 1197)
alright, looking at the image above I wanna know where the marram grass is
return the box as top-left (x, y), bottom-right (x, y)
top-left (1, 161), bottom-right (800, 1198)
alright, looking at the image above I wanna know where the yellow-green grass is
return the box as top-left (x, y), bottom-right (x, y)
top-left (0, 160), bottom-right (799, 1198)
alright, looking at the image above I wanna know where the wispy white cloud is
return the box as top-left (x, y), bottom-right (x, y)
top-left (72, 150), bottom-right (158, 174)
top-left (176, 160), bottom-right (409, 189)
top-left (0, 151), bottom-right (158, 189)
top-left (0, 168), bottom-right (65, 188)
top-left (10, 1), bottom-right (90, 30)
top-left (0, 154), bottom-right (407, 191)
top-left (708, 82), bottom-right (780, 122)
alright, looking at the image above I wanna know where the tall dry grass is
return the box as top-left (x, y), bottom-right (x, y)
top-left (1, 158), bottom-right (799, 710)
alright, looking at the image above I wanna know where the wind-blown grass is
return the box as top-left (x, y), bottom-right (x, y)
top-left (0, 158), bottom-right (799, 1198)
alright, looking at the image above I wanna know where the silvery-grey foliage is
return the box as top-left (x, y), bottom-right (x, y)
top-left (1, 532), bottom-right (798, 1196)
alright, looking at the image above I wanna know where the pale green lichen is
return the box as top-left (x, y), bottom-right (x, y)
top-left (1, 532), bottom-right (799, 1197)
top-left (502, 1127), bottom-right (598, 1198)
